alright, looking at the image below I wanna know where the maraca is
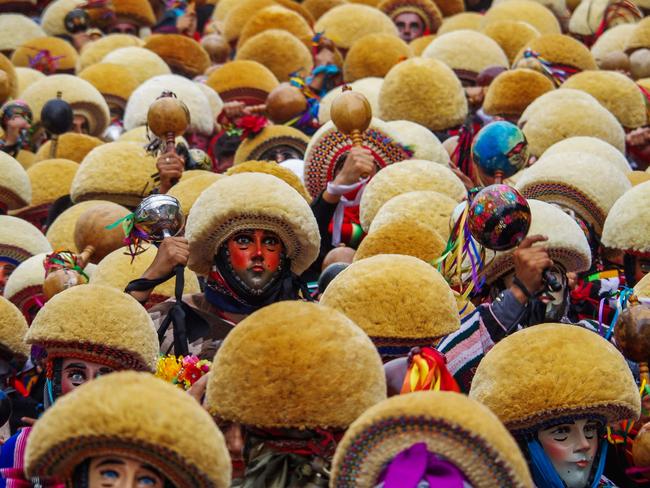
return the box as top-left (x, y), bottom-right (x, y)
top-left (42, 203), bottom-right (129, 300)
top-left (614, 299), bottom-right (650, 383)
top-left (131, 194), bottom-right (188, 354)
top-left (266, 83), bottom-right (308, 125)
top-left (471, 121), bottom-right (528, 184)
top-left (330, 87), bottom-right (372, 147)
top-left (147, 91), bottom-right (190, 186)
top-left (468, 184), bottom-right (561, 291)
top-left (41, 91), bottom-right (73, 159)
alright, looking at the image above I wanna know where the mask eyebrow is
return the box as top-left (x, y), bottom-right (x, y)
top-left (96, 458), bottom-right (125, 467)
top-left (63, 363), bottom-right (86, 370)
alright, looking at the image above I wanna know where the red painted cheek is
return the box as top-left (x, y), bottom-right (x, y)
top-left (227, 242), bottom-right (254, 271)
top-left (262, 249), bottom-right (281, 271)
top-left (543, 442), bottom-right (571, 463)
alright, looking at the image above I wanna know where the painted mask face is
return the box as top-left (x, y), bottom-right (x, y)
top-left (219, 421), bottom-right (245, 479)
top-left (109, 22), bottom-right (138, 35)
top-left (394, 12), bottom-right (426, 43)
top-left (60, 358), bottom-right (114, 395)
top-left (0, 259), bottom-right (17, 295)
top-left (537, 265), bottom-right (569, 322)
top-left (226, 229), bottom-right (285, 294)
top-left (88, 456), bottom-right (164, 488)
top-left (635, 256), bottom-right (650, 284)
top-left (538, 419), bottom-right (600, 488)
top-left (72, 114), bottom-right (90, 135)
top-left (259, 145), bottom-right (304, 164)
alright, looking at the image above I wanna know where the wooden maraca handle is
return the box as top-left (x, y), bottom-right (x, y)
top-left (77, 245), bottom-right (95, 269)
top-left (641, 362), bottom-right (649, 384)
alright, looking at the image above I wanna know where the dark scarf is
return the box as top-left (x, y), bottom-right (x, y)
top-left (205, 249), bottom-right (312, 315)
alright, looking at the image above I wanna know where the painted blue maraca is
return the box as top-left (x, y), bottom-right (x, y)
top-left (471, 121), bottom-right (529, 181)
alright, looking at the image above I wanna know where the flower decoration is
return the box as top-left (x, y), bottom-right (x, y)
top-left (155, 354), bottom-right (211, 390)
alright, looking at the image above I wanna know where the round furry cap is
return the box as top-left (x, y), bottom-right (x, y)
top-left (0, 14), bottom-right (45, 53)
top-left (304, 117), bottom-right (409, 198)
top-left (542, 136), bottom-right (631, 174)
top-left (124, 74), bottom-right (214, 135)
top-left (314, 4), bottom-right (398, 50)
top-left (482, 20), bottom-right (540, 63)
top-left (16, 150), bottom-right (37, 169)
top-left (570, 0), bottom-right (640, 37)
top-left (592, 24), bottom-right (636, 64)
top-left (561, 70), bottom-right (646, 129)
top-left (206, 301), bottom-right (386, 428)
top-left (0, 53), bottom-right (17, 101)
top-left (369, 190), bottom-right (457, 241)
top-left (24, 159), bottom-right (77, 207)
top-left (233, 125), bottom-right (310, 165)
top-left (78, 34), bottom-right (144, 71)
top-left (320, 254), bottom-right (460, 346)
top-left (354, 218), bottom-right (445, 262)
top-left (273, 0), bottom-right (315, 25)
top-left (378, 0), bottom-right (443, 33)
top-left (11, 36), bottom-right (78, 73)
top-left (602, 181), bottom-right (650, 253)
top-left (624, 16), bottom-right (650, 52)
top-left (409, 34), bottom-right (436, 55)
top-left (482, 0), bottom-right (560, 35)
top-left (15, 67), bottom-right (45, 96)
top-left (185, 172), bottom-right (320, 275)
top-left (483, 199), bottom-right (592, 283)
top-left (0, 297), bottom-right (30, 364)
top-left (331, 391), bottom-right (533, 488)
top-left (422, 30), bottom-right (509, 78)
top-left (102, 47), bottom-right (171, 86)
top-left (519, 89), bottom-right (626, 156)
top-left (226, 160), bottom-right (311, 202)
top-left (35, 133), bottom-right (103, 164)
top-left (167, 172), bottom-right (223, 216)
top-left (387, 120), bottom-right (450, 164)
top-left (236, 29), bottom-right (314, 82)
top-left (144, 34), bottom-right (210, 79)
top-left (196, 83), bottom-right (224, 122)
top-left (438, 12), bottom-right (482, 34)
top-left (469, 323), bottom-right (641, 434)
top-left (516, 152), bottom-right (631, 234)
top-left (90, 246), bottom-right (201, 304)
top-left (40, 0), bottom-right (83, 36)
top-left (514, 34), bottom-right (598, 73)
top-left (238, 5), bottom-right (314, 49)
top-left (0, 215), bottom-right (51, 264)
top-left (379, 57), bottom-right (467, 131)
top-left (303, 0), bottom-right (346, 19)
top-left (70, 141), bottom-right (156, 207)
top-left (25, 372), bottom-right (231, 487)
top-left (360, 159), bottom-right (466, 232)
top-left (0, 151), bottom-right (30, 211)
top-left (344, 34), bottom-right (412, 83)
top-left (78, 63), bottom-right (138, 106)
top-left (318, 77), bottom-right (383, 124)
top-left (206, 60), bottom-right (279, 105)
top-left (483, 68), bottom-right (554, 118)
top-left (21, 74), bottom-right (110, 137)
top-left (112, 0), bottom-right (155, 26)
top-left (46, 200), bottom-right (125, 252)
top-left (223, 0), bottom-right (276, 43)
top-left (212, 0), bottom-right (239, 20)
top-left (26, 284), bottom-right (159, 372)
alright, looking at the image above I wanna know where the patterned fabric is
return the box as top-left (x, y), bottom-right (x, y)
top-left (0, 428), bottom-right (64, 488)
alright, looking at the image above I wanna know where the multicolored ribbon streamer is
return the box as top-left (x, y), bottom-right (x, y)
top-left (401, 347), bottom-right (460, 394)
top-left (106, 213), bottom-right (150, 261)
top-left (43, 250), bottom-right (89, 281)
top-left (434, 203), bottom-right (486, 300)
top-left (597, 287), bottom-right (634, 340)
top-left (27, 48), bottom-right (64, 74)
top-left (522, 49), bottom-right (579, 86)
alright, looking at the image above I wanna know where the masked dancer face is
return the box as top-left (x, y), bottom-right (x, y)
top-left (259, 145), bottom-right (304, 164)
top-left (537, 419), bottom-right (600, 488)
top-left (394, 12), bottom-right (425, 42)
top-left (226, 230), bottom-right (285, 293)
top-left (88, 456), bottom-right (164, 488)
top-left (60, 358), bottom-right (114, 395)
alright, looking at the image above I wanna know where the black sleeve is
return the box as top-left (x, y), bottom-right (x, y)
top-left (307, 191), bottom-right (338, 276)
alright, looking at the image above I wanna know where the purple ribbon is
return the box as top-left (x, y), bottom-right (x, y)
top-left (380, 443), bottom-right (466, 488)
